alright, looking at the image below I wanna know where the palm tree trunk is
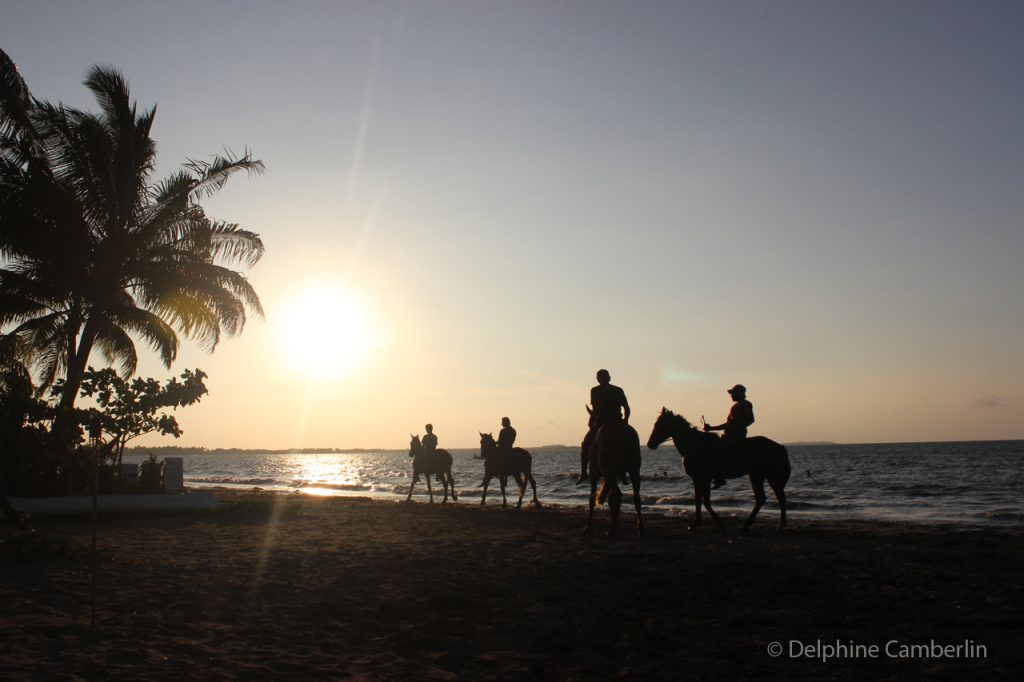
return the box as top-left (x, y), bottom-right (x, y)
top-left (53, 316), bottom-right (99, 439)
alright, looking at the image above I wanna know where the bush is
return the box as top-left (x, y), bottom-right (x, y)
top-left (138, 454), bottom-right (165, 494)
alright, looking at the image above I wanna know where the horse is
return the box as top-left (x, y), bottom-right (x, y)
top-left (647, 408), bottom-right (790, 531)
top-left (406, 434), bottom-right (457, 503)
top-left (478, 433), bottom-right (540, 509)
top-left (583, 420), bottom-right (643, 537)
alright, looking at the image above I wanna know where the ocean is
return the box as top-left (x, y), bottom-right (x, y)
top-left (126, 440), bottom-right (1024, 527)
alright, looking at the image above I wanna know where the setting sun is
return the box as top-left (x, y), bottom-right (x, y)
top-left (276, 285), bottom-right (375, 379)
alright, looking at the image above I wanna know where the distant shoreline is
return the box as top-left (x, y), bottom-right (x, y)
top-left (126, 438), bottom-right (1024, 457)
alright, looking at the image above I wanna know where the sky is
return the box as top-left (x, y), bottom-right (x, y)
top-left (2, 0), bottom-right (1023, 448)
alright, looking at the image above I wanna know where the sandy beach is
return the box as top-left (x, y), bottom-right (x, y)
top-left (1, 492), bottom-right (1021, 680)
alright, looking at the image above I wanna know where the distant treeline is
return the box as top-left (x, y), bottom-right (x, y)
top-left (124, 446), bottom-right (394, 456)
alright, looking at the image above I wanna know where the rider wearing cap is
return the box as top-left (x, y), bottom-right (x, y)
top-left (704, 384), bottom-right (755, 488)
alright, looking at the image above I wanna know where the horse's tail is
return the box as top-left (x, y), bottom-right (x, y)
top-left (516, 448), bottom-right (532, 476)
top-left (597, 478), bottom-right (610, 505)
top-left (779, 444), bottom-right (792, 485)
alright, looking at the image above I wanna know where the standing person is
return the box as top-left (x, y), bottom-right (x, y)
top-left (704, 384), bottom-right (755, 488)
top-left (577, 369), bottom-right (630, 484)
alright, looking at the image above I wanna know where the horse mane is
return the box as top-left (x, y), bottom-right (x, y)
top-left (661, 408), bottom-right (694, 431)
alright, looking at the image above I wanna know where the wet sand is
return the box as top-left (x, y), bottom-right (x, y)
top-left (1, 492), bottom-right (1021, 680)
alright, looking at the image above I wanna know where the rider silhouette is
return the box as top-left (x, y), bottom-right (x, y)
top-left (704, 384), bottom-right (755, 488)
top-left (497, 417), bottom-right (517, 469)
top-left (577, 369), bottom-right (630, 484)
top-left (497, 417), bottom-right (517, 450)
top-left (422, 424), bottom-right (438, 453)
top-left (416, 423), bottom-right (438, 483)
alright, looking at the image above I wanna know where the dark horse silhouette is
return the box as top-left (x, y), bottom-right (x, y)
top-left (584, 419), bottom-right (643, 537)
top-left (647, 408), bottom-right (789, 531)
top-left (478, 433), bottom-right (540, 509)
top-left (406, 435), bottom-right (457, 503)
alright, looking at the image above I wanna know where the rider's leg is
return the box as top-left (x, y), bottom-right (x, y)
top-left (713, 434), bottom-right (738, 489)
top-left (577, 428), bottom-right (595, 485)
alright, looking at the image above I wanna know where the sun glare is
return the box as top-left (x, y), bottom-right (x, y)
top-left (277, 285), bottom-right (375, 379)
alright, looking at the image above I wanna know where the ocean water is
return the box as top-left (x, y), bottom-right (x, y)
top-left (126, 440), bottom-right (1024, 527)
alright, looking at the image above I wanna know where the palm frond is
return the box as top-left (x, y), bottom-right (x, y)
top-left (105, 304), bottom-right (179, 368)
top-left (183, 150), bottom-right (265, 201)
top-left (92, 321), bottom-right (139, 377)
top-left (0, 49), bottom-right (36, 165)
top-left (82, 65), bottom-right (136, 132)
top-left (208, 221), bottom-right (265, 267)
top-left (8, 313), bottom-right (69, 394)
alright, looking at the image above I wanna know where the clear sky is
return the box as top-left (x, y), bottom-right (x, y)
top-left (3, 1), bottom-right (1023, 448)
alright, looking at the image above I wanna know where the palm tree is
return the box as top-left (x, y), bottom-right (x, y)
top-left (0, 48), bottom-right (265, 422)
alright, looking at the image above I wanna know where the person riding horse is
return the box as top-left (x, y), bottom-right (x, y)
top-left (703, 384), bottom-right (755, 488)
top-left (497, 416), bottom-right (517, 468)
top-left (416, 423), bottom-right (438, 483)
top-left (577, 369), bottom-right (631, 485)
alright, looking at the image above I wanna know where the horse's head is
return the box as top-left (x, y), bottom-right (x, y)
top-left (479, 432), bottom-right (496, 458)
top-left (408, 434), bottom-right (421, 457)
top-left (647, 407), bottom-right (692, 449)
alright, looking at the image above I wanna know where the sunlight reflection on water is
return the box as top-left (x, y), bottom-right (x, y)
top-left (125, 441), bottom-right (1024, 526)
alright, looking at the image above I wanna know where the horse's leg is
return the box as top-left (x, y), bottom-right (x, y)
top-left (631, 466), bottom-right (644, 536)
top-left (703, 482), bottom-right (725, 530)
top-left (481, 474), bottom-right (491, 505)
top-left (584, 477), bottom-right (598, 534)
top-left (744, 476), bottom-right (767, 531)
top-left (529, 474), bottom-right (541, 507)
top-left (448, 469), bottom-right (458, 502)
top-left (769, 476), bottom-right (787, 530)
top-left (499, 475), bottom-right (508, 509)
top-left (406, 468), bottom-right (418, 502)
top-left (426, 471), bottom-right (434, 504)
top-left (690, 480), bottom-right (702, 531)
top-left (513, 473), bottom-right (525, 510)
top-left (440, 470), bottom-right (449, 503)
top-left (607, 481), bottom-right (622, 538)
